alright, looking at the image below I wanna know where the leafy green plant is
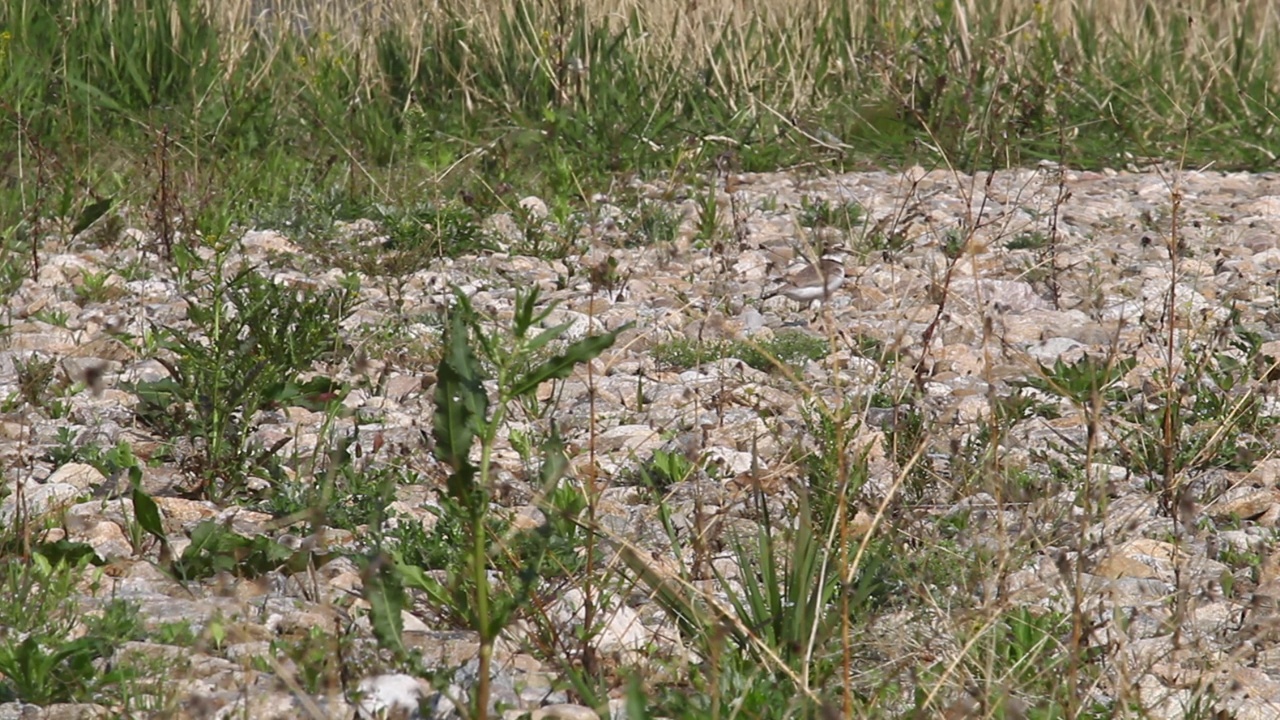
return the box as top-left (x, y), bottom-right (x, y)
top-left (0, 555), bottom-right (139, 704)
top-left (12, 353), bottom-right (60, 410)
top-left (1217, 546), bottom-right (1261, 575)
top-left (719, 492), bottom-right (841, 673)
top-left (1006, 231), bottom-right (1049, 250)
top-left (510, 202), bottom-right (581, 259)
top-left (128, 262), bottom-right (357, 498)
top-left (798, 196), bottom-right (863, 232)
top-left (1125, 324), bottom-right (1276, 476)
top-left (393, 474), bottom-right (589, 606)
top-left (1016, 355), bottom-right (1136, 406)
top-left (625, 201), bottom-right (682, 247)
top-left (650, 337), bottom-right (730, 370)
top-left (925, 607), bottom-right (1091, 718)
top-left (624, 484), bottom-right (872, 718)
top-left (694, 183), bottom-right (721, 246)
top-left (169, 520), bottom-right (319, 581)
top-left (73, 269), bottom-right (120, 305)
top-left (266, 625), bottom-right (366, 695)
top-left (377, 203), bottom-right (487, 264)
top-left (799, 401), bottom-right (870, 526)
top-left (993, 608), bottom-right (1074, 686)
top-left (146, 621), bottom-right (196, 647)
top-left (0, 222), bottom-right (29, 298)
top-left (651, 330), bottom-right (832, 374)
top-left (735, 331), bottom-right (833, 373)
top-left (0, 635), bottom-right (119, 703)
top-left (302, 201), bottom-right (488, 277)
top-left (45, 428), bottom-right (139, 478)
top-left (31, 307), bottom-right (69, 328)
top-left (8, 351), bottom-right (68, 412)
top-left (364, 286), bottom-right (623, 716)
top-left (635, 449), bottom-right (696, 495)
top-left (263, 429), bottom-right (405, 535)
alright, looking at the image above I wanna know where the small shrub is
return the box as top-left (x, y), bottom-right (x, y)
top-left (128, 264), bottom-right (358, 498)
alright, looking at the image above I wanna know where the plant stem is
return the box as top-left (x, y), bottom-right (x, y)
top-left (472, 396), bottom-right (505, 719)
top-left (473, 517), bottom-right (491, 720)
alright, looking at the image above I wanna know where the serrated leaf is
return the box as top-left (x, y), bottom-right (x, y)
top-left (71, 197), bottom-right (113, 236)
top-left (509, 323), bottom-right (630, 398)
top-left (445, 463), bottom-right (480, 515)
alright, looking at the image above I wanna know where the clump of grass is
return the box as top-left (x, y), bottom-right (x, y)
top-left (1006, 231), bottom-right (1050, 250)
top-left (651, 329), bottom-right (840, 374)
top-left (299, 202), bottom-right (489, 276)
top-left (798, 196), bottom-right (864, 232)
top-left (0, 554), bottom-right (150, 706)
top-left (624, 201), bottom-right (683, 247)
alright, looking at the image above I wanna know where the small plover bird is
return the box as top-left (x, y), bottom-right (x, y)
top-left (763, 249), bottom-right (848, 309)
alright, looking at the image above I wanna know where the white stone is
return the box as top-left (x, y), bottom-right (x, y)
top-left (356, 674), bottom-right (427, 719)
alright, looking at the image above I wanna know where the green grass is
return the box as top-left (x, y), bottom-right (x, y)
top-left (4, 0), bottom-right (1280, 257)
top-left (652, 329), bottom-right (836, 374)
top-left (0, 554), bottom-right (157, 707)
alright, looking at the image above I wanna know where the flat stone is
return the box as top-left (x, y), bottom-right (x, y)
top-left (47, 462), bottom-right (105, 491)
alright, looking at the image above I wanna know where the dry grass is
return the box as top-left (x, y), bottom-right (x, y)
top-left (169, 0), bottom-right (1280, 123)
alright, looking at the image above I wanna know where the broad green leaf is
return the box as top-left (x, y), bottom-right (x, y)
top-left (63, 77), bottom-right (125, 112)
top-left (172, 522), bottom-right (295, 580)
top-left (433, 311), bottom-right (488, 470)
top-left (186, 520), bottom-right (220, 555)
top-left (513, 286), bottom-right (559, 340)
top-left (252, 535), bottom-right (295, 567)
top-left (33, 540), bottom-right (103, 568)
top-left (50, 636), bottom-right (110, 666)
top-left (130, 480), bottom-right (168, 549)
top-left (509, 323), bottom-right (631, 398)
top-left (270, 376), bottom-right (348, 411)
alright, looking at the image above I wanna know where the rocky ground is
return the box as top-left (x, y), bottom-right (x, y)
top-left (5, 164), bottom-right (1280, 718)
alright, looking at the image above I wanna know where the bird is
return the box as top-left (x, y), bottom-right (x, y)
top-left (763, 248), bottom-right (848, 310)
